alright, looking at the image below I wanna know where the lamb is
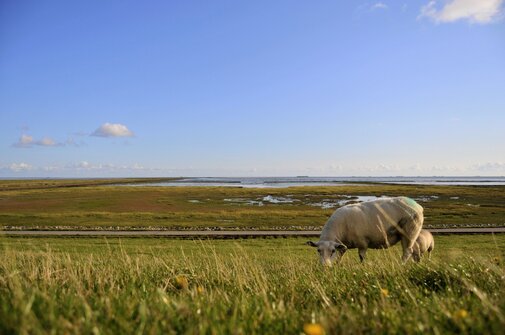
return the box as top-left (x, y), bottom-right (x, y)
top-left (412, 229), bottom-right (434, 262)
top-left (307, 196), bottom-right (424, 266)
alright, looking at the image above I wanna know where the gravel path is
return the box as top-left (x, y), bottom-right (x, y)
top-left (1, 227), bottom-right (504, 238)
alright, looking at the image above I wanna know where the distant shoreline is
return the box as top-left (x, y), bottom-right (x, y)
top-left (114, 176), bottom-right (505, 187)
top-left (2, 176), bottom-right (505, 189)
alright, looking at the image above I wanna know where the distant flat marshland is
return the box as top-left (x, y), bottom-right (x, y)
top-left (0, 178), bottom-right (504, 230)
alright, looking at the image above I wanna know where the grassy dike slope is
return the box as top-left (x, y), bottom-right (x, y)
top-left (0, 181), bottom-right (504, 230)
top-left (0, 235), bottom-right (504, 334)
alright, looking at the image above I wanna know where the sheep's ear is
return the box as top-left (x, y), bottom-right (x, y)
top-left (306, 241), bottom-right (318, 247)
top-left (335, 243), bottom-right (347, 251)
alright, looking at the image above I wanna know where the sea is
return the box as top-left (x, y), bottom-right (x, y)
top-left (125, 176), bottom-right (505, 188)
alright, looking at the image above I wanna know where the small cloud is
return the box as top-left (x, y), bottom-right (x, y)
top-left (372, 2), bottom-right (388, 10)
top-left (21, 135), bottom-right (34, 145)
top-left (15, 134), bottom-right (34, 147)
top-left (13, 134), bottom-right (60, 148)
top-left (328, 164), bottom-right (343, 172)
top-left (64, 137), bottom-right (85, 147)
top-left (92, 123), bottom-right (134, 138)
top-left (131, 163), bottom-right (146, 170)
top-left (39, 137), bottom-right (57, 146)
top-left (473, 162), bottom-right (505, 172)
top-left (9, 162), bottom-right (32, 172)
top-left (77, 161), bottom-right (92, 169)
top-left (419, 0), bottom-right (504, 24)
top-left (42, 165), bottom-right (60, 172)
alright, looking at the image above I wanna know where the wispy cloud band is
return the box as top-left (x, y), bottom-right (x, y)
top-left (2, 161), bottom-right (505, 176)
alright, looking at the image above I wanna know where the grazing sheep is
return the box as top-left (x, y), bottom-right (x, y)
top-left (307, 196), bottom-right (423, 266)
top-left (412, 229), bottom-right (434, 262)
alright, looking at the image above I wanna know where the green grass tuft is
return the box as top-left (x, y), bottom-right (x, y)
top-left (1, 235), bottom-right (504, 334)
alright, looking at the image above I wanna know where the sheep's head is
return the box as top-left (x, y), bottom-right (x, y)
top-left (306, 240), bottom-right (347, 266)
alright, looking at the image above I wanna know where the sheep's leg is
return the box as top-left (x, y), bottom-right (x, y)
top-left (412, 242), bottom-right (421, 263)
top-left (401, 237), bottom-right (415, 263)
top-left (400, 214), bottom-right (423, 264)
top-left (358, 248), bottom-right (367, 263)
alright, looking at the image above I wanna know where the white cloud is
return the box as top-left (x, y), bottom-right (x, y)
top-left (39, 137), bottom-right (56, 146)
top-left (131, 163), bottom-right (146, 170)
top-left (473, 162), bottom-right (505, 172)
top-left (13, 134), bottom-right (34, 148)
top-left (19, 134), bottom-right (33, 145)
top-left (0, 161), bottom-right (155, 177)
top-left (13, 134), bottom-right (60, 148)
top-left (69, 161), bottom-right (115, 170)
top-left (419, 0), bottom-right (504, 24)
top-left (64, 161), bottom-right (148, 172)
top-left (92, 123), bottom-right (134, 138)
top-left (42, 165), bottom-right (60, 172)
top-left (9, 162), bottom-right (33, 172)
top-left (74, 161), bottom-right (93, 169)
top-left (372, 2), bottom-right (388, 10)
top-left (0, 161), bottom-right (503, 177)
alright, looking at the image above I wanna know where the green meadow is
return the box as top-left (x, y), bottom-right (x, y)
top-left (1, 235), bottom-right (504, 334)
top-left (0, 180), bottom-right (504, 230)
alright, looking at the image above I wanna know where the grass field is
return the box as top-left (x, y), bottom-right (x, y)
top-left (1, 235), bottom-right (504, 334)
top-left (0, 179), bottom-right (504, 230)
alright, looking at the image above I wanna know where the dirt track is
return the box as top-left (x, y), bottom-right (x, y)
top-left (1, 227), bottom-right (504, 238)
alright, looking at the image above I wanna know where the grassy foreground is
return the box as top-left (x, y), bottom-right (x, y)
top-left (1, 180), bottom-right (504, 230)
top-left (1, 235), bottom-right (504, 334)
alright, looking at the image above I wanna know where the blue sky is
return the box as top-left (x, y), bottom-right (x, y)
top-left (1, 0), bottom-right (504, 177)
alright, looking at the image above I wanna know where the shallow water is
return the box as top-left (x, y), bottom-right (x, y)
top-left (121, 176), bottom-right (505, 188)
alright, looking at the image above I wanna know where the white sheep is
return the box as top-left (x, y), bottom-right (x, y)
top-left (412, 229), bottom-right (434, 262)
top-left (307, 196), bottom-right (424, 266)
